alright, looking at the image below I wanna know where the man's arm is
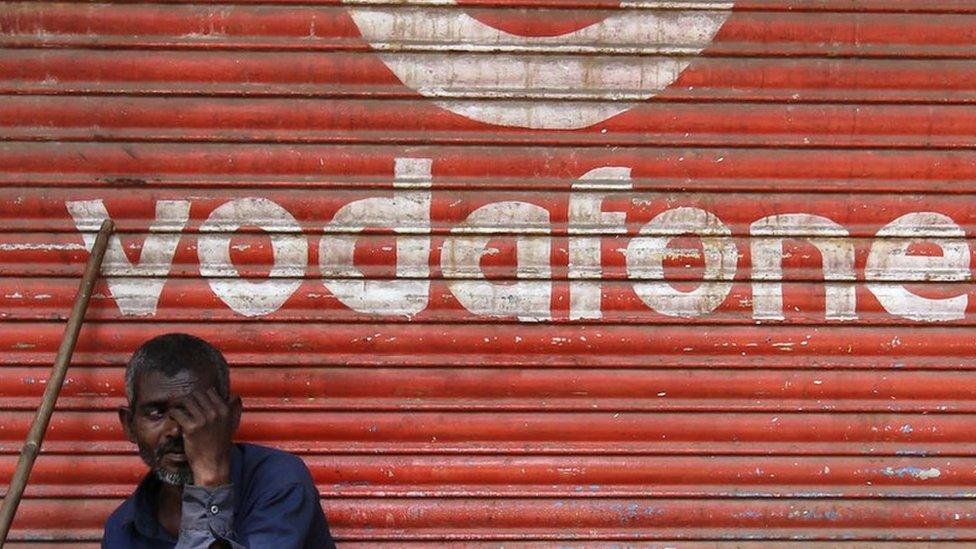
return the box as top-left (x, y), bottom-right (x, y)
top-left (169, 389), bottom-right (237, 549)
top-left (176, 481), bottom-right (332, 549)
top-left (170, 390), bottom-right (335, 549)
top-left (175, 483), bottom-right (236, 549)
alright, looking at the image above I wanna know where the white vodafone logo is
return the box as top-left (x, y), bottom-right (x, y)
top-left (344, 2), bottom-right (732, 129)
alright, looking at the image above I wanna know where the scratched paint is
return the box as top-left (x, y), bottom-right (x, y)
top-left (881, 467), bottom-right (943, 481)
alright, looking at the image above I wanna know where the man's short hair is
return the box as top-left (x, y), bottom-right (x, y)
top-left (125, 333), bottom-right (230, 405)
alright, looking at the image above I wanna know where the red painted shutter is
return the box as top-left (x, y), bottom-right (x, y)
top-left (2, 1), bottom-right (976, 545)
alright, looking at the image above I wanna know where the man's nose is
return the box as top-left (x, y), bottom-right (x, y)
top-left (163, 412), bottom-right (182, 437)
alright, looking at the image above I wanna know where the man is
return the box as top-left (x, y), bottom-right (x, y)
top-left (102, 333), bottom-right (336, 548)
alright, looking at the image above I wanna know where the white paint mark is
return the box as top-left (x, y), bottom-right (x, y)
top-left (626, 207), bottom-right (738, 317)
top-left (199, 198), bottom-right (307, 317)
top-left (866, 212), bottom-right (970, 322)
top-left (569, 167), bottom-right (632, 320)
top-left (0, 243), bottom-right (86, 251)
top-left (180, 31), bottom-right (229, 40)
top-left (750, 214), bottom-right (857, 321)
top-left (321, 158), bottom-right (432, 317)
top-left (881, 466), bottom-right (942, 481)
top-left (67, 200), bottom-right (190, 316)
top-left (443, 201), bottom-right (551, 321)
top-left (343, 4), bottom-right (731, 128)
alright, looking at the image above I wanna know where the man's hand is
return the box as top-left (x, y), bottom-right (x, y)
top-left (170, 388), bottom-right (234, 488)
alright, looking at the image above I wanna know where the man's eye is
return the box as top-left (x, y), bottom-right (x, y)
top-left (145, 409), bottom-right (165, 419)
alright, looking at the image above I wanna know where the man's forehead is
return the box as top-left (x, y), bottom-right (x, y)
top-left (136, 368), bottom-right (217, 404)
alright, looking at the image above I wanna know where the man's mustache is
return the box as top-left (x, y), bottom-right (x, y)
top-left (155, 438), bottom-right (185, 459)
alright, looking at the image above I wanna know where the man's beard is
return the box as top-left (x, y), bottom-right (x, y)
top-left (139, 437), bottom-right (194, 486)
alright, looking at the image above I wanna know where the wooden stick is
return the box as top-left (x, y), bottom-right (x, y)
top-left (0, 219), bottom-right (115, 547)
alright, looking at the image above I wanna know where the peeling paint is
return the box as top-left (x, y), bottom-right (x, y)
top-left (0, 243), bottom-right (86, 251)
top-left (882, 466), bottom-right (942, 481)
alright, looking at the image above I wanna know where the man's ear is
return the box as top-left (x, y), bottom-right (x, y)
top-left (118, 406), bottom-right (136, 443)
top-left (228, 395), bottom-right (243, 434)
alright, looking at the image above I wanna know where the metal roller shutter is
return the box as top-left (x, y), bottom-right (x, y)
top-left (2, 0), bottom-right (976, 545)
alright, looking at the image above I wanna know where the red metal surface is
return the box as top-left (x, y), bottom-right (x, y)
top-left (7, 454), bottom-right (976, 499)
top-left (12, 496), bottom-right (976, 542)
top-left (2, 0), bottom-right (976, 544)
top-left (5, 144), bottom-right (976, 193)
top-left (11, 97), bottom-right (976, 149)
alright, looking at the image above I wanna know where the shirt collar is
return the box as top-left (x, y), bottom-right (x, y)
top-left (120, 444), bottom-right (244, 540)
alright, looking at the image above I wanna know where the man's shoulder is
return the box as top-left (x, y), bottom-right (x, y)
top-left (236, 443), bottom-right (315, 488)
top-left (236, 443), bottom-right (335, 547)
top-left (102, 494), bottom-right (136, 540)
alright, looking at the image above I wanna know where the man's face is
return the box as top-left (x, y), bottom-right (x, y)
top-left (119, 367), bottom-right (221, 485)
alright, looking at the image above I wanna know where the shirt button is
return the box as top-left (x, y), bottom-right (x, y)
top-left (210, 505), bottom-right (220, 515)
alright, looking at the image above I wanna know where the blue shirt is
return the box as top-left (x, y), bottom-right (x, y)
top-left (103, 443), bottom-right (336, 548)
